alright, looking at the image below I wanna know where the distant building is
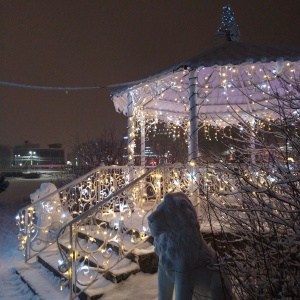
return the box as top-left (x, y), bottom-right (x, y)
top-left (13, 141), bottom-right (66, 168)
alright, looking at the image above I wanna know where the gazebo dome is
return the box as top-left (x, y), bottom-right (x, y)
top-left (112, 41), bottom-right (300, 128)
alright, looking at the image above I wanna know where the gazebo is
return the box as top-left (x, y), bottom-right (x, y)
top-left (111, 42), bottom-right (300, 167)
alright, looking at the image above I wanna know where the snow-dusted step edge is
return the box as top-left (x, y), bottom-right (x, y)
top-left (15, 262), bottom-right (70, 300)
top-left (16, 256), bottom-right (114, 300)
top-left (2, 267), bottom-right (41, 300)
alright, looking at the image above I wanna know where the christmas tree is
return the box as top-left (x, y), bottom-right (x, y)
top-left (216, 4), bottom-right (240, 42)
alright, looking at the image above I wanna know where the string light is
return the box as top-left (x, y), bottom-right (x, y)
top-left (0, 77), bottom-right (150, 91)
top-left (114, 60), bottom-right (300, 148)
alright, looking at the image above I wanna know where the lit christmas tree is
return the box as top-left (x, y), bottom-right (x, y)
top-left (216, 4), bottom-right (240, 42)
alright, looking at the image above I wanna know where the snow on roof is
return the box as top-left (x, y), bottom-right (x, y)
top-left (111, 42), bottom-right (300, 127)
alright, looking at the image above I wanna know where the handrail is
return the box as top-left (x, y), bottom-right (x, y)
top-left (56, 162), bottom-right (164, 245)
top-left (16, 164), bottom-right (134, 261)
top-left (55, 162), bottom-right (167, 298)
top-left (18, 164), bottom-right (131, 213)
top-left (16, 163), bottom-right (163, 262)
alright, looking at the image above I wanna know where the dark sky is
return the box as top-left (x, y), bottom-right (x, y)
top-left (1, 0), bottom-right (300, 152)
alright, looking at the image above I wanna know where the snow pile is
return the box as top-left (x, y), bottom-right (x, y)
top-left (0, 200), bottom-right (40, 299)
top-left (30, 182), bottom-right (72, 241)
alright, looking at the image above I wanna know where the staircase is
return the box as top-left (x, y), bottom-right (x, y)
top-left (15, 163), bottom-right (177, 299)
top-left (15, 229), bottom-right (158, 299)
top-left (15, 162), bottom-right (221, 299)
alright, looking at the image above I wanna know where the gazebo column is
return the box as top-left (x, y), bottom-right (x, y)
top-left (127, 91), bottom-right (135, 183)
top-left (139, 118), bottom-right (146, 207)
top-left (188, 69), bottom-right (200, 210)
top-left (250, 118), bottom-right (256, 164)
top-left (140, 119), bottom-right (146, 167)
top-left (238, 70), bottom-right (256, 165)
top-left (188, 69), bottom-right (199, 162)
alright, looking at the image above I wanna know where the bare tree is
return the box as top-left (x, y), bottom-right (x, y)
top-left (198, 76), bottom-right (300, 298)
top-left (71, 129), bottom-right (127, 176)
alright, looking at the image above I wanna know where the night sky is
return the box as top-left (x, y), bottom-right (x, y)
top-left (1, 0), bottom-right (300, 152)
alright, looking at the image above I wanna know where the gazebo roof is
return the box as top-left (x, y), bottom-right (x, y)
top-left (112, 42), bottom-right (300, 127)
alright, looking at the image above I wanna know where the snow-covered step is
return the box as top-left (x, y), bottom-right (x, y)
top-left (14, 226), bottom-right (159, 299)
top-left (131, 244), bottom-right (158, 274)
top-left (35, 241), bottom-right (156, 298)
top-left (0, 267), bottom-right (40, 300)
top-left (16, 245), bottom-right (115, 299)
top-left (62, 227), bottom-right (158, 274)
top-left (15, 262), bottom-right (70, 300)
top-left (75, 224), bottom-right (155, 254)
top-left (15, 261), bottom-right (114, 300)
top-left (103, 258), bottom-right (140, 283)
top-left (39, 241), bottom-right (141, 283)
top-left (36, 243), bottom-right (110, 298)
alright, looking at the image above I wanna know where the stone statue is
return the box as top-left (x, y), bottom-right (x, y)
top-left (148, 192), bottom-right (234, 300)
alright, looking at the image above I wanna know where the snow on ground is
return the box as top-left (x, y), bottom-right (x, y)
top-left (0, 185), bottom-right (39, 299)
top-left (0, 176), bottom-right (159, 300)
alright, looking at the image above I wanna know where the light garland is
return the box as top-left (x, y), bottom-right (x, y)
top-left (113, 60), bottom-right (300, 158)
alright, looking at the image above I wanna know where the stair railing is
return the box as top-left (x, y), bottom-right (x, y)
top-left (16, 160), bottom-right (235, 266)
top-left (54, 162), bottom-right (229, 299)
top-left (56, 162), bottom-right (170, 299)
top-left (16, 165), bottom-right (149, 262)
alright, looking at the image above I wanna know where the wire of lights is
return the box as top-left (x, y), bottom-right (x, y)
top-left (0, 79), bottom-right (142, 91)
top-left (0, 81), bottom-right (102, 91)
